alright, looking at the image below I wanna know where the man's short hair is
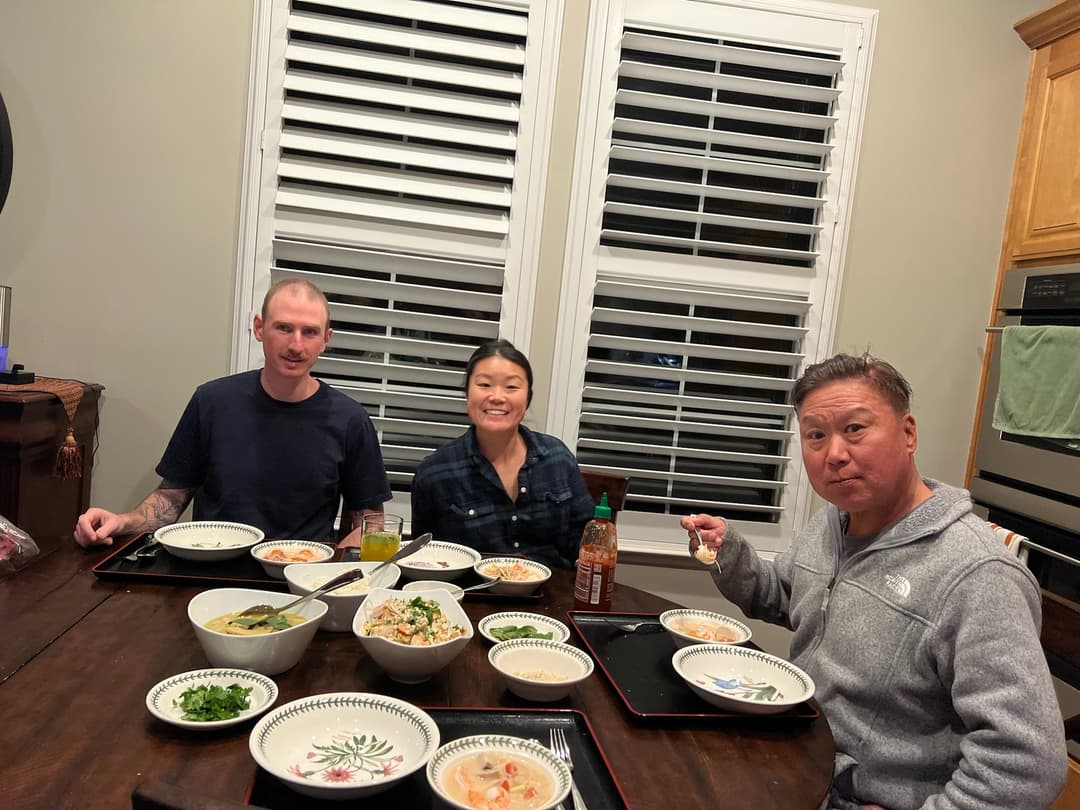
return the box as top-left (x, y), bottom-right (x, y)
top-left (261, 279), bottom-right (331, 330)
top-left (792, 352), bottom-right (912, 415)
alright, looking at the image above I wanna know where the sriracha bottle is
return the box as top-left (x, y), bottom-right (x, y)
top-left (573, 492), bottom-right (618, 611)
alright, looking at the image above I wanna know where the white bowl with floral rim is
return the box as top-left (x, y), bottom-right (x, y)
top-left (426, 734), bottom-right (571, 810)
top-left (488, 638), bottom-right (594, 702)
top-left (251, 540), bottom-right (335, 579)
top-left (659, 608), bottom-right (752, 649)
top-left (249, 692), bottom-right (440, 800)
top-left (156, 521), bottom-right (264, 562)
top-left (472, 557), bottom-right (551, 597)
top-left (145, 668), bottom-right (278, 731)
top-left (396, 540), bottom-right (482, 582)
top-left (477, 611), bottom-right (570, 644)
top-left (672, 644), bottom-right (816, 715)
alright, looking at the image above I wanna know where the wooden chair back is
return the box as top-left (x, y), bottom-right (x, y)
top-left (580, 470), bottom-right (630, 523)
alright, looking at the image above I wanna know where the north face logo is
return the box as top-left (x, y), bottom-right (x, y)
top-left (884, 574), bottom-right (911, 599)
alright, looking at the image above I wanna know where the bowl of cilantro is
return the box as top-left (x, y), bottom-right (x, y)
top-left (145, 668), bottom-right (278, 730)
top-left (477, 611), bottom-right (570, 644)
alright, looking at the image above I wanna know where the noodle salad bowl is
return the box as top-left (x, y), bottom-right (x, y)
top-left (352, 588), bottom-right (474, 684)
top-left (472, 557), bottom-right (551, 597)
top-left (250, 692), bottom-right (439, 800)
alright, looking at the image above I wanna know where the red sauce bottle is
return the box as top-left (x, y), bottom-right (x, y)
top-left (573, 492), bottom-right (618, 611)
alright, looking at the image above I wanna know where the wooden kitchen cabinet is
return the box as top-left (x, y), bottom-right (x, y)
top-left (1010, 2), bottom-right (1080, 262)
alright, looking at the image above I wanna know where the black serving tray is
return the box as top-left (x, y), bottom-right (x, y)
top-left (568, 611), bottom-right (820, 722)
top-left (245, 707), bottom-right (630, 809)
top-left (91, 533), bottom-right (290, 590)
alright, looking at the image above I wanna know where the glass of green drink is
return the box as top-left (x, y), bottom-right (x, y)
top-left (360, 513), bottom-right (403, 562)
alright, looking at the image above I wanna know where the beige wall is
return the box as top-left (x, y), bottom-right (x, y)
top-left (0, 0), bottom-right (1044, 604)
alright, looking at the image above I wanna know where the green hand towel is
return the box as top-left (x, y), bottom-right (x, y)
top-left (991, 325), bottom-right (1080, 439)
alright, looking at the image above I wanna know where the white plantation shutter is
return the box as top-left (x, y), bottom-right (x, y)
top-left (550, 0), bottom-right (876, 553)
top-left (236, 0), bottom-right (561, 498)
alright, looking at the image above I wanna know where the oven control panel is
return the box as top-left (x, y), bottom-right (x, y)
top-left (1023, 272), bottom-right (1080, 309)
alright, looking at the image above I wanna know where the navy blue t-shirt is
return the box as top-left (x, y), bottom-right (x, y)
top-left (156, 370), bottom-right (391, 540)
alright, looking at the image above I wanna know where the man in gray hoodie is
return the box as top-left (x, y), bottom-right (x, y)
top-left (683, 353), bottom-right (1066, 810)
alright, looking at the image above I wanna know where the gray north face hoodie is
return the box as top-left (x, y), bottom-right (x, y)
top-left (710, 480), bottom-right (1066, 810)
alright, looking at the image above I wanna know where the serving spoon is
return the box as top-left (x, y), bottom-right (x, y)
top-left (238, 532), bottom-right (435, 620)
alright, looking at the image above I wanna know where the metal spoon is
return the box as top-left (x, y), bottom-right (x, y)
top-left (123, 535), bottom-right (160, 562)
top-left (460, 577), bottom-right (501, 593)
top-left (690, 514), bottom-right (721, 574)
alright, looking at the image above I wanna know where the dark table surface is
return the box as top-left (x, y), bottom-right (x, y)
top-left (0, 535), bottom-right (835, 809)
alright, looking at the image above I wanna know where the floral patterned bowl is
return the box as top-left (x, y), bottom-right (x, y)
top-left (249, 692), bottom-right (440, 800)
top-left (672, 644), bottom-right (815, 715)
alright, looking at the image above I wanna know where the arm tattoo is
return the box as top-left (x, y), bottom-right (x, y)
top-left (131, 481), bottom-right (194, 533)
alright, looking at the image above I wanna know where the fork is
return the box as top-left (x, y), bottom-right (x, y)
top-left (603, 617), bottom-right (663, 633)
top-left (550, 728), bottom-right (587, 810)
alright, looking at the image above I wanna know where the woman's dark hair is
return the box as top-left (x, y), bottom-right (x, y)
top-left (464, 339), bottom-right (534, 407)
top-left (792, 352), bottom-right (912, 415)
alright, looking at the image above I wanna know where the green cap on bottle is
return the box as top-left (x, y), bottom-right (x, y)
top-left (594, 491), bottom-right (612, 519)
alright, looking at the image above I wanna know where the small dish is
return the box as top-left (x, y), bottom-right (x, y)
top-left (672, 644), bottom-right (815, 714)
top-left (402, 580), bottom-right (465, 602)
top-left (426, 733), bottom-right (571, 810)
top-left (145, 668), bottom-right (278, 731)
top-left (478, 611), bottom-right (570, 644)
top-left (659, 608), bottom-right (752, 649)
top-left (396, 541), bottom-right (482, 582)
top-left (488, 639), bottom-right (594, 702)
top-left (472, 557), bottom-right (551, 597)
top-left (251, 540), bottom-right (335, 579)
top-left (155, 521), bottom-right (264, 562)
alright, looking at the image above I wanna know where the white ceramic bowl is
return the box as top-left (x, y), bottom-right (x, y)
top-left (472, 557), bottom-right (551, 597)
top-left (427, 734), bottom-right (571, 810)
top-left (187, 587), bottom-right (327, 675)
top-left (145, 668), bottom-right (278, 731)
top-left (251, 540), bottom-right (335, 579)
top-left (353, 587), bottom-right (473, 684)
top-left (488, 639), bottom-right (594, 702)
top-left (402, 580), bottom-right (465, 602)
top-left (672, 644), bottom-right (816, 715)
top-left (283, 561), bottom-right (401, 632)
top-left (156, 521), bottom-right (264, 562)
top-left (660, 608), bottom-right (752, 649)
top-left (477, 611), bottom-right (570, 644)
top-left (250, 692), bottom-right (440, 801)
top-left (396, 541), bottom-right (482, 582)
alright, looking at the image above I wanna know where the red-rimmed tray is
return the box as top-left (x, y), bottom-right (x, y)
top-left (244, 706), bottom-right (630, 808)
top-left (91, 533), bottom-right (290, 590)
top-left (568, 610), bottom-right (820, 722)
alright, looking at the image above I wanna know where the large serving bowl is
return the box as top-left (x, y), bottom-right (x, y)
top-left (488, 639), bottom-right (593, 702)
top-left (187, 587), bottom-right (327, 675)
top-left (251, 540), bottom-right (335, 580)
top-left (660, 608), bottom-right (752, 649)
top-left (250, 692), bottom-right (439, 801)
top-left (156, 521), bottom-right (264, 562)
top-left (283, 561), bottom-right (401, 632)
top-left (472, 557), bottom-right (551, 597)
top-left (427, 734), bottom-right (571, 810)
top-left (353, 587), bottom-right (473, 683)
top-left (672, 644), bottom-right (816, 715)
top-left (477, 611), bottom-right (570, 644)
top-left (395, 540), bottom-right (482, 582)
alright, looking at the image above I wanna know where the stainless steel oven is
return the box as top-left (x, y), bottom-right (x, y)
top-left (970, 264), bottom-right (1080, 647)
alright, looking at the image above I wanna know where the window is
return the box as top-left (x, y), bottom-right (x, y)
top-left (548, 0), bottom-right (877, 554)
top-left (235, 0), bottom-right (562, 500)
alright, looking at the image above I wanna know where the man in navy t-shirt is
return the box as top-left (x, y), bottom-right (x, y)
top-left (74, 279), bottom-right (391, 548)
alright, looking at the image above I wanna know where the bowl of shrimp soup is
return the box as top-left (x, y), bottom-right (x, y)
top-left (352, 587), bottom-right (473, 683)
top-left (251, 540), bottom-right (335, 579)
top-left (426, 734), bottom-right (571, 810)
top-left (472, 557), bottom-right (551, 597)
top-left (659, 608), bottom-right (752, 649)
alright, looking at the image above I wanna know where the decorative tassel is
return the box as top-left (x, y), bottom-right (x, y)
top-left (53, 427), bottom-right (83, 479)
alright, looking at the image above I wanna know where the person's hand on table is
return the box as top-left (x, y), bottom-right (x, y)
top-left (681, 513), bottom-right (726, 565)
top-left (74, 508), bottom-right (128, 548)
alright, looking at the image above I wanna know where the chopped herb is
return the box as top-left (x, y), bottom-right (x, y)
top-left (228, 613), bottom-right (292, 631)
top-left (173, 683), bottom-right (253, 722)
top-left (489, 624), bottom-right (554, 641)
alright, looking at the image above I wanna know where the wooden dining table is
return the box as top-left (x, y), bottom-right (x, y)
top-left (0, 534), bottom-right (835, 809)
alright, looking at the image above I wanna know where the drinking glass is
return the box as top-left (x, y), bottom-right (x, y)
top-left (359, 513), bottom-right (403, 562)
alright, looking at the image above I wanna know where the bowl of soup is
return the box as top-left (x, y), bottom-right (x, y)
top-left (283, 561), bottom-right (401, 632)
top-left (672, 644), bottom-right (816, 714)
top-left (251, 540), bottom-right (335, 579)
top-left (250, 692), bottom-right (440, 801)
top-left (659, 608), bottom-right (752, 649)
top-left (396, 540), bottom-right (482, 582)
top-left (472, 557), bottom-right (551, 597)
top-left (187, 587), bottom-right (327, 675)
top-left (426, 734), bottom-right (571, 810)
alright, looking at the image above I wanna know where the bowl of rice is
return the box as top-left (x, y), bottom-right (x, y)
top-left (488, 639), bottom-right (594, 702)
top-left (352, 588), bottom-right (474, 683)
top-left (283, 561), bottom-right (401, 632)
